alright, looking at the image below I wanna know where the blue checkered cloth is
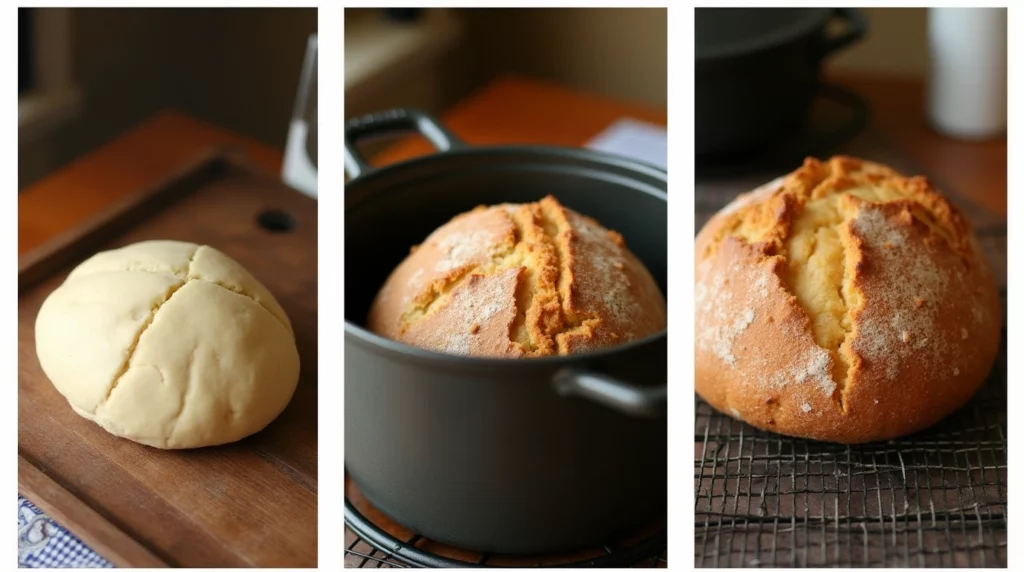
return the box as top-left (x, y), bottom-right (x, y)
top-left (18, 496), bottom-right (112, 568)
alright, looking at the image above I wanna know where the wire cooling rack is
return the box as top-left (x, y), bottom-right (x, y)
top-left (695, 336), bottom-right (1007, 567)
top-left (344, 479), bottom-right (668, 568)
top-left (695, 161), bottom-right (1008, 568)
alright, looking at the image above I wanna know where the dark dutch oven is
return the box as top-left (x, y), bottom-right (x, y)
top-left (696, 7), bottom-right (868, 158)
top-left (344, 109), bottom-right (667, 554)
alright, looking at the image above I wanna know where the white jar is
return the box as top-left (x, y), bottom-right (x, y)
top-left (927, 8), bottom-right (1007, 140)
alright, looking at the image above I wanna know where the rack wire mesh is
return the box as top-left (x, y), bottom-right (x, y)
top-left (695, 165), bottom-right (1007, 568)
top-left (344, 483), bottom-right (668, 568)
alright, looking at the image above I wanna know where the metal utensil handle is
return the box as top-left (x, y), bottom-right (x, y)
top-left (819, 7), bottom-right (868, 58)
top-left (553, 369), bottom-right (667, 418)
top-left (344, 108), bottom-right (465, 180)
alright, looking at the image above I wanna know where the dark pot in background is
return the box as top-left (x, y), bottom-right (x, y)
top-left (695, 7), bottom-right (868, 158)
top-left (344, 109), bottom-right (667, 554)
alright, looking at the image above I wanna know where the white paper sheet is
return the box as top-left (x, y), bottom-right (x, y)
top-left (585, 118), bottom-right (667, 170)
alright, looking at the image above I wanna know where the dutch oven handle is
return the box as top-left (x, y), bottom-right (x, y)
top-left (344, 108), bottom-right (465, 180)
top-left (553, 369), bottom-right (666, 418)
top-left (819, 8), bottom-right (868, 58)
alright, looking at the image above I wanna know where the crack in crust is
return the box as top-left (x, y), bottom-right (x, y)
top-left (703, 156), bottom-right (972, 411)
top-left (505, 206), bottom-right (546, 352)
top-left (510, 202), bottom-right (574, 354)
top-left (780, 194), bottom-right (857, 411)
top-left (705, 157), bottom-right (971, 262)
top-left (391, 196), bottom-right (642, 356)
top-left (398, 201), bottom-right (574, 355)
top-left (538, 199), bottom-right (603, 342)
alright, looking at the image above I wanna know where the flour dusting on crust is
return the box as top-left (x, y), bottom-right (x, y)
top-left (850, 207), bottom-right (953, 381)
top-left (696, 269), bottom-right (754, 366)
top-left (434, 229), bottom-right (497, 273)
top-left (767, 345), bottom-right (835, 397)
top-left (568, 213), bottom-right (642, 325)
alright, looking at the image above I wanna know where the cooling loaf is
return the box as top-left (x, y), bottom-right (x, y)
top-left (35, 240), bottom-right (300, 449)
top-left (695, 156), bottom-right (1000, 443)
top-left (368, 195), bottom-right (666, 357)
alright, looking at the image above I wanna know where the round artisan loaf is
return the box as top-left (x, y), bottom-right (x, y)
top-left (695, 156), bottom-right (1000, 443)
top-left (368, 195), bottom-right (666, 357)
top-left (35, 240), bottom-right (300, 449)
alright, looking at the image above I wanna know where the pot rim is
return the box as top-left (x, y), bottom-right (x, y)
top-left (344, 321), bottom-right (667, 370)
top-left (696, 7), bottom-right (833, 63)
top-left (345, 143), bottom-right (668, 196)
top-left (345, 142), bottom-right (668, 370)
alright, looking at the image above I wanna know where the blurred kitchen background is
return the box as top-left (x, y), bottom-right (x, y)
top-left (18, 7), bottom-right (316, 190)
top-left (694, 6), bottom-right (1006, 221)
top-left (826, 8), bottom-right (960, 77)
top-left (345, 7), bottom-right (668, 171)
top-left (346, 7), bottom-right (666, 117)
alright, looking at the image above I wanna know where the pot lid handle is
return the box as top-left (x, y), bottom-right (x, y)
top-left (819, 8), bottom-right (868, 58)
top-left (553, 369), bottom-right (667, 418)
top-left (344, 108), bottom-right (466, 180)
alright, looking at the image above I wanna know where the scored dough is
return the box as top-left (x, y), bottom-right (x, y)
top-left (35, 240), bottom-right (300, 449)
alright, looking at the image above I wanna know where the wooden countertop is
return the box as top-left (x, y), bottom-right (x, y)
top-left (372, 74), bottom-right (1005, 220)
top-left (833, 73), bottom-right (1006, 219)
top-left (21, 75), bottom-right (1006, 255)
top-left (18, 110), bottom-right (284, 255)
top-left (368, 75), bottom-right (667, 168)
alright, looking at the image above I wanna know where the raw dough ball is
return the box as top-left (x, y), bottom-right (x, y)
top-left (35, 240), bottom-right (300, 449)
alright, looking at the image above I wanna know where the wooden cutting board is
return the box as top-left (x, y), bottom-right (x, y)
top-left (18, 151), bottom-right (318, 567)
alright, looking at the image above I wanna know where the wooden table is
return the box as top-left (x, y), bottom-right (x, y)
top-left (23, 76), bottom-right (1005, 246)
top-left (18, 110), bottom-right (284, 255)
top-left (372, 74), bottom-right (1004, 221)
top-left (369, 75), bottom-right (667, 168)
top-left (833, 73), bottom-right (1006, 219)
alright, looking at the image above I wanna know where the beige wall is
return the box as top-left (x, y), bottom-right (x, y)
top-left (344, 7), bottom-right (667, 122)
top-left (344, 9), bottom-right (472, 121)
top-left (162, 9), bottom-right (316, 144)
top-left (464, 7), bottom-right (927, 98)
top-left (463, 8), bottom-right (667, 108)
top-left (826, 8), bottom-right (928, 78)
top-left (21, 7), bottom-right (315, 188)
top-left (457, 7), bottom-right (927, 101)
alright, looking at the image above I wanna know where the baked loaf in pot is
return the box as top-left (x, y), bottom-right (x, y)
top-left (35, 240), bottom-right (300, 449)
top-left (368, 195), bottom-right (667, 357)
top-left (695, 156), bottom-right (1000, 443)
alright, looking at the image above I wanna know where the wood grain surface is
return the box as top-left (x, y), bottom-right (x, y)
top-left (832, 73), bottom-right (1007, 218)
top-left (362, 74), bottom-right (1004, 222)
top-left (18, 154), bottom-right (317, 567)
top-left (364, 75), bottom-right (667, 169)
top-left (18, 110), bottom-right (285, 255)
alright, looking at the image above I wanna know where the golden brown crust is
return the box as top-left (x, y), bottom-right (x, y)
top-left (695, 156), bottom-right (1000, 443)
top-left (368, 195), bottom-right (666, 357)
